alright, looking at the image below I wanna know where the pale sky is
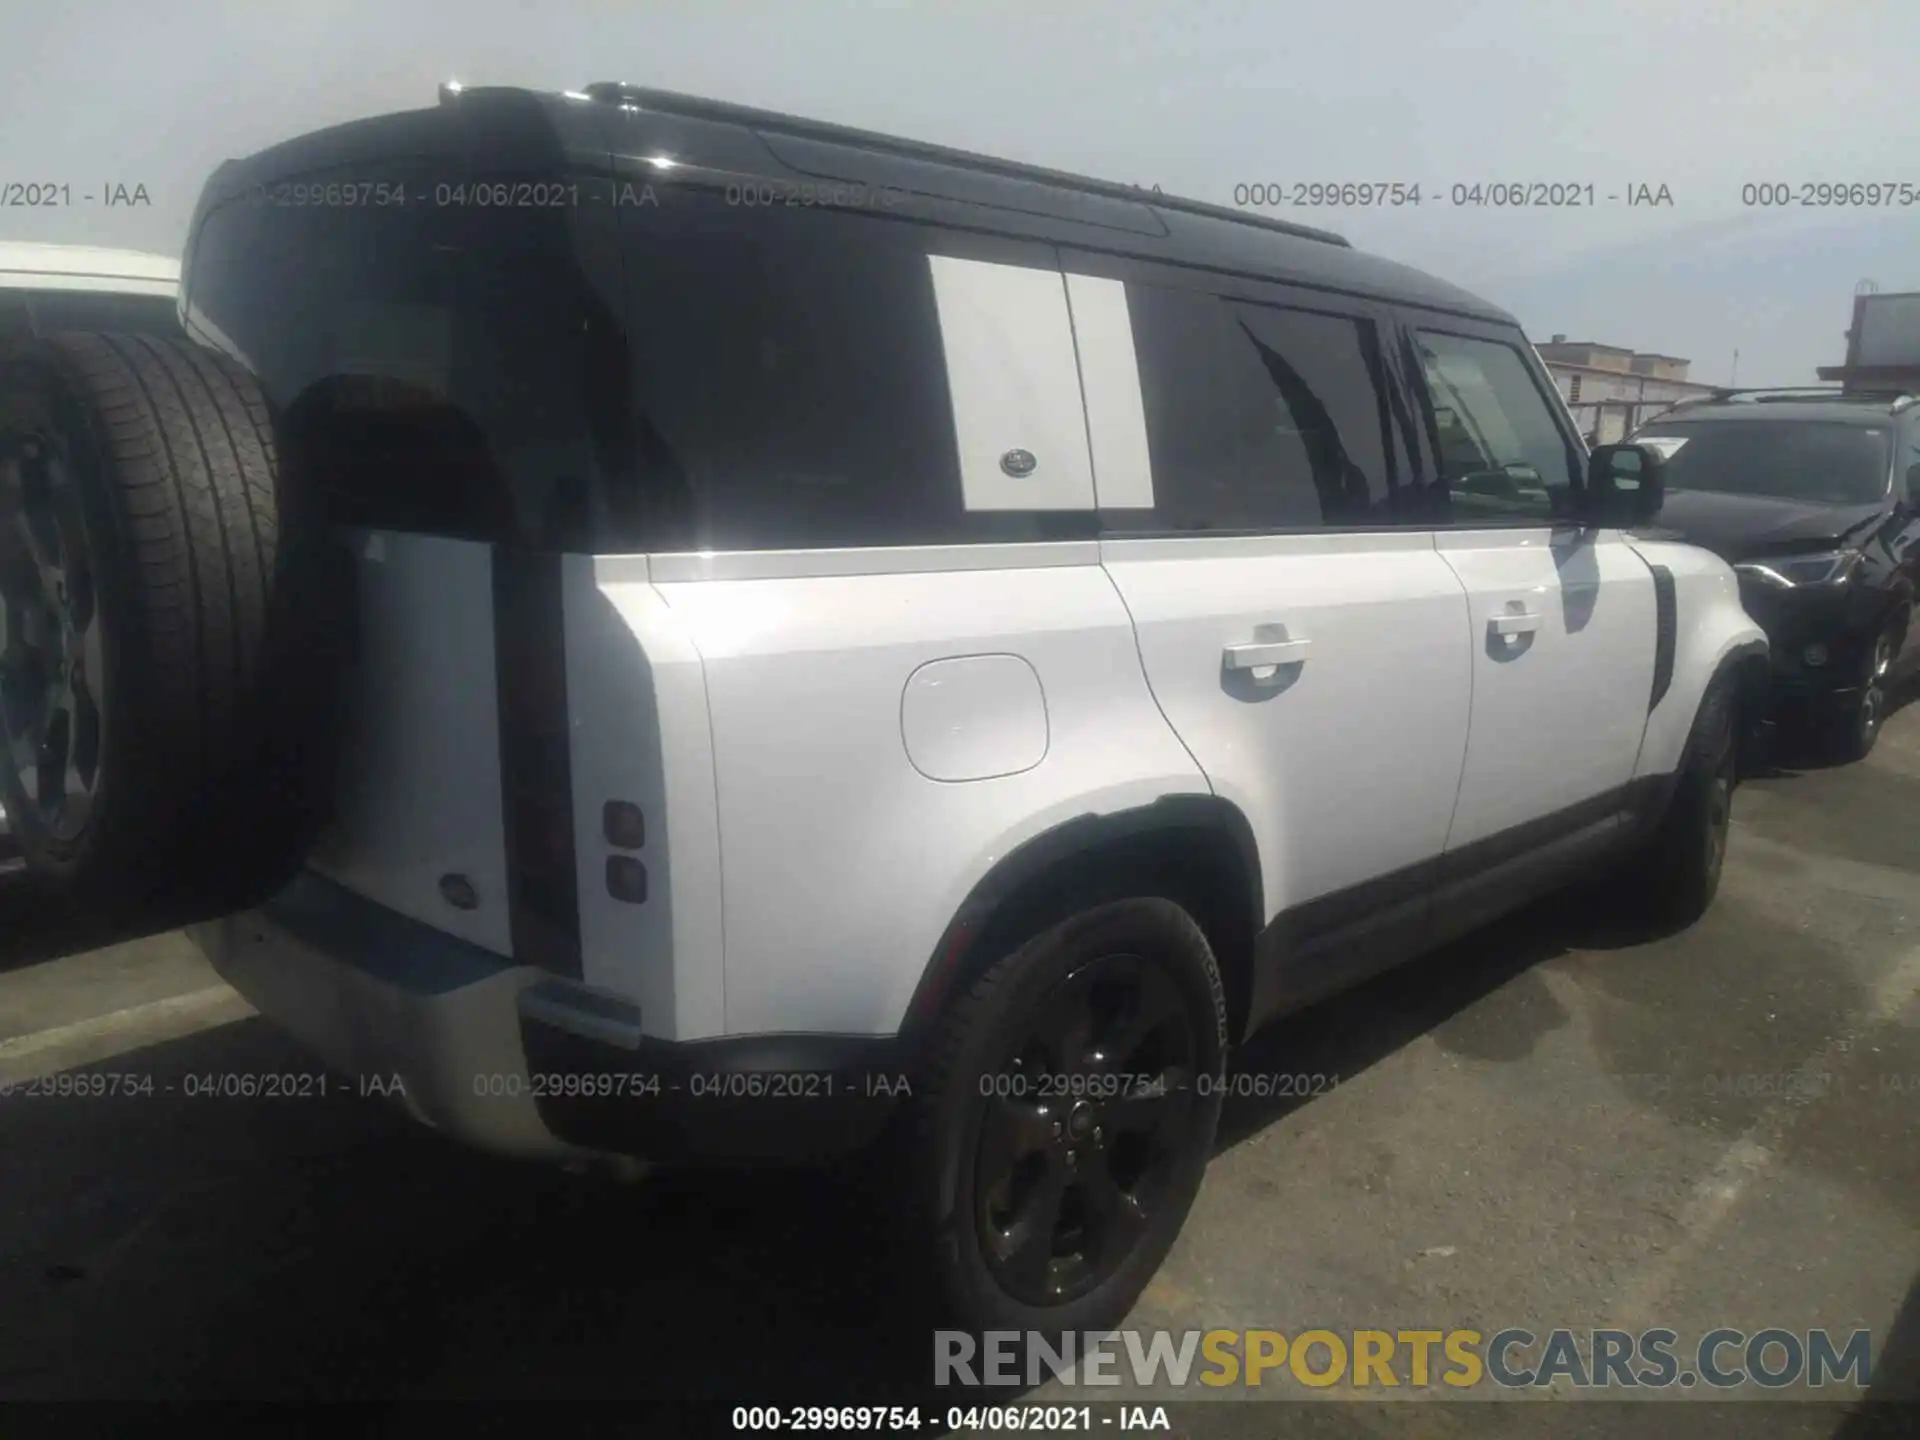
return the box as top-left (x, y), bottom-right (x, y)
top-left (5, 0), bottom-right (1915, 385)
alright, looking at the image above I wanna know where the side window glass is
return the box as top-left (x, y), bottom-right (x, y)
top-left (614, 192), bottom-right (968, 551)
top-left (1413, 329), bottom-right (1582, 523)
top-left (189, 169), bottom-right (606, 548)
top-left (1125, 283), bottom-right (1403, 531)
top-left (456, 176), bottom-right (630, 551)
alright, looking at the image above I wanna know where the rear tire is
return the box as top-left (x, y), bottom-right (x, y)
top-left (902, 897), bottom-right (1227, 1338)
top-left (0, 333), bottom-right (350, 911)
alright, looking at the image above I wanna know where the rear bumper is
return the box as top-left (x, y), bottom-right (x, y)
top-left (190, 871), bottom-right (907, 1165)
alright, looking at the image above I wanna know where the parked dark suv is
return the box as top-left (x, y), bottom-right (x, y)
top-left (1632, 388), bottom-right (1920, 760)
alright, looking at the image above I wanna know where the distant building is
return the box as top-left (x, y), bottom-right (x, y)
top-left (1533, 335), bottom-right (1720, 444)
top-left (1816, 291), bottom-right (1920, 393)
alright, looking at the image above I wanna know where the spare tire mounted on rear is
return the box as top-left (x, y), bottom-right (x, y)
top-left (0, 331), bottom-right (351, 908)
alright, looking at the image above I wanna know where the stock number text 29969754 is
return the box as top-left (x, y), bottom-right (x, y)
top-left (1232, 182), bottom-right (1674, 209)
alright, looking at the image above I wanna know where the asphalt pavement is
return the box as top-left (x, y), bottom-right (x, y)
top-left (3, 699), bottom-right (1920, 1436)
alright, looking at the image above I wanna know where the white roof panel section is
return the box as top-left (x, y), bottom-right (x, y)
top-left (0, 241), bottom-right (179, 294)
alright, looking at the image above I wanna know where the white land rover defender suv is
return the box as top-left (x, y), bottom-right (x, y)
top-left (0, 84), bottom-right (1766, 1336)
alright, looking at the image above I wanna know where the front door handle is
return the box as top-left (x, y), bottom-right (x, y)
top-left (1223, 637), bottom-right (1312, 669)
top-left (1488, 610), bottom-right (1542, 638)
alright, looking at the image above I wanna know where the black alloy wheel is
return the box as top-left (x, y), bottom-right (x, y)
top-left (907, 896), bottom-right (1227, 1335)
top-left (972, 952), bottom-right (1202, 1308)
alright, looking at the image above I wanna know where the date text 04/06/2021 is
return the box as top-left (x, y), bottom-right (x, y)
top-left (0, 1072), bottom-right (406, 1099)
top-left (730, 1405), bottom-right (1171, 1433)
top-left (1225, 181), bottom-right (1675, 208)
top-left (467, 1071), bottom-right (915, 1100)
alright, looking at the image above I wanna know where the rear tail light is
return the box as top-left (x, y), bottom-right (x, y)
top-left (603, 800), bottom-right (645, 849)
top-left (602, 799), bottom-right (646, 902)
top-left (606, 855), bottom-right (648, 904)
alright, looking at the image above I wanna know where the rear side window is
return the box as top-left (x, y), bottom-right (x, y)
top-left (1124, 283), bottom-right (1404, 531)
top-left (185, 167), bottom-right (623, 550)
top-left (609, 191), bottom-right (978, 552)
top-left (1412, 329), bottom-right (1582, 523)
top-left (189, 175), bottom-right (1084, 552)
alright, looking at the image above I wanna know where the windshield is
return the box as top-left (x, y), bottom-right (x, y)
top-left (1632, 419), bottom-right (1891, 506)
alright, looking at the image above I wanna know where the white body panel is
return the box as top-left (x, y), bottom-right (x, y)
top-left (1063, 273), bottom-right (1156, 510)
top-left (926, 255), bottom-right (1097, 512)
top-left (1101, 532), bottom-right (1473, 922)
top-left (305, 532), bottom-right (513, 956)
top-left (642, 545), bottom-right (1205, 1036)
top-left (1626, 538), bottom-right (1768, 775)
top-left (900, 654), bottom-right (1050, 782)
top-left (1435, 528), bottom-right (1657, 845)
top-left (564, 555), bottom-right (729, 1042)
top-left (0, 240), bottom-right (178, 296)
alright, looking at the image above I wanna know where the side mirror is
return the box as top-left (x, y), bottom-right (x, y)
top-left (1587, 443), bottom-right (1666, 525)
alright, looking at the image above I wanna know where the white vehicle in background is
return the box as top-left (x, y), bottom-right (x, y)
top-left (0, 243), bottom-right (181, 864)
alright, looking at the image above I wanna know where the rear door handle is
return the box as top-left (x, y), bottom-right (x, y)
top-left (1488, 610), bottom-right (1542, 638)
top-left (1223, 638), bottom-right (1312, 669)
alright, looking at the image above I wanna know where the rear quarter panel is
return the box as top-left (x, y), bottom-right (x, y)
top-left (643, 548), bottom-right (1207, 1039)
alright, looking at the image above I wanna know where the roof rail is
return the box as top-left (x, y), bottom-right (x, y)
top-left (1715, 384), bottom-right (1918, 406)
top-left (1643, 385), bottom-right (1917, 422)
top-left (1645, 394), bottom-right (1719, 417)
top-left (1708, 385), bottom-right (1848, 401)
top-left (577, 81), bottom-right (1352, 249)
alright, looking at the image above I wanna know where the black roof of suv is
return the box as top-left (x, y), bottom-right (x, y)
top-left (187, 81), bottom-right (1513, 326)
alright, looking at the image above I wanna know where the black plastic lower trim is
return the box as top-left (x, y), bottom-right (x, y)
top-left (519, 992), bottom-right (908, 1163)
top-left (1649, 564), bottom-right (1677, 711)
top-left (265, 868), bottom-right (515, 996)
top-left (492, 547), bottom-right (584, 980)
top-left (1245, 775), bottom-right (1669, 1031)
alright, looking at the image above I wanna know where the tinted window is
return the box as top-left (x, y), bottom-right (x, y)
top-left (1413, 329), bottom-right (1581, 522)
top-left (1632, 420), bottom-right (1891, 507)
top-left (1126, 284), bottom-right (1403, 531)
top-left (185, 166), bottom-right (623, 549)
top-left (612, 192), bottom-right (976, 551)
top-left (26, 289), bottom-right (182, 338)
